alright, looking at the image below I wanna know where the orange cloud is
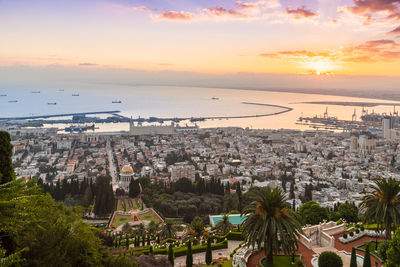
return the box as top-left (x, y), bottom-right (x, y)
top-left (388, 25), bottom-right (400, 34)
top-left (340, 0), bottom-right (400, 22)
top-left (202, 6), bottom-right (248, 18)
top-left (260, 39), bottom-right (400, 64)
top-left (286, 6), bottom-right (317, 19)
top-left (159, 11), bottom-right (195, 20)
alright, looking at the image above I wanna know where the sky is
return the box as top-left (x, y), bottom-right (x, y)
top-left (1, 0), bottom-right (400, 89)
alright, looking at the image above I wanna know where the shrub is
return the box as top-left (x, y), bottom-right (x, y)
top-left (355, 224), bottom-right (360, 228)
top-left (343, 234), bottom-right (348, 239)
top-left (378, 240), bottom-right (390, 262)
top-left (361, 226), bottom-right (365, 231)
top-left (350, 232), bottom-right (354, 237)
top-left (356, 229), bottom-right (360, 234)
top-left (318, 251), bottom-right (343, 267)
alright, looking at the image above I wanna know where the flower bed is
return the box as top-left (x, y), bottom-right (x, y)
top-left (339, 230), bottom-right (382, 244)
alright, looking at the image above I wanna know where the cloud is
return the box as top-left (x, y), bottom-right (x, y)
top-left (78, 62), bottom-right (97, 66)
top-left (286, 6), bottom-right (317, 19)
top-left (159, 10), bottom-right (195, 20)
top-left (132, 6), bottom-right (152, 12)
top-left (260, 39), bottom-right (400, 63)
top-left (202, 6), bottom-right (248, 18)
top-left (339, 0), bottom-right (400, 22)
top-left (388, 25), bottom-right (400, 34)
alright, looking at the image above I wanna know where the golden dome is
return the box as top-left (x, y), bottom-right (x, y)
top-left (121, 165), bottom-right (134, 174)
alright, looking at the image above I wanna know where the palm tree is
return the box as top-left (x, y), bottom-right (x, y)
top-left (216, 214), bottom-right (233, 235)
top-left (360, 178), bottom-right (400, 240)
top-left (241, 187), bottom-right (303, 265)
top-left (160, 220), bottom-right (176, 239)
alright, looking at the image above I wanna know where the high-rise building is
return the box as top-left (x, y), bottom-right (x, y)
top-left (383, 116), bottom-right (394, 139)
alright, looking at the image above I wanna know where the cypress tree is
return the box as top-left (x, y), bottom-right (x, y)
top-left (350, 247), bottom-right (357, 267)
top-left (168, 244), bottom-right (174, 266)
top-left (142, 235), bottom-right (146, 247)
top-left (363, 245), bottom-right (371, 267)
top-left (205, 237), bottom-right (212, 265)
top-left (0, 131), bottom-right (14, 185)
top-left (186, 240), bottom-right (193, 267)
top-left (149, 245), bottom-right (153, 255)
top-left (125, 236), bottom-right (129, 249)
top-left (147, 234), bottom-right (150, 246)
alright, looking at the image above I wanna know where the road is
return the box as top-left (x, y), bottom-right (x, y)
top-left (106, 137), bottom-right (118, 190)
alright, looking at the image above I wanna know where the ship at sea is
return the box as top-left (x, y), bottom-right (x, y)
top-left (8, 100), bottom-right (17, 103)
top-left (112, 100), bottom-right (122, 103)
top-left (31, 91), bottom-right (40, 93)
top-left (47, 102), bottom-right (57, 105)
top-left (211, 97), bottom-right (219, 100)
top-left (0, 94), bottom-right (7, 97)
top-left (72, 94), bottom-right (80, 96)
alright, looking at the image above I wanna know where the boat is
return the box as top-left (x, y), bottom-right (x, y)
top-left (47, 102), bottom-right (57, 105)
top-left (0, 94), bottom-right (6, 96)
top-left (211, 97), bottom-right (219, 100)
top-left (72, 94), bottom-right (80, 96)
top-left (112, 100), bottom-right (122, 103)
top-left (8, 100), bottom-right (17, 103)
top-left (58, 89), bottom-right (64, 91)
top-left (65, 124), bottom-right (95, 132)
top-left (31, 91), bottom-right (40, 93)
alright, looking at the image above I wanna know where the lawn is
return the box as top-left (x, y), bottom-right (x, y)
top-left (113, 214), bottom-right (131, 228)
top-left (139, 210), bottom-right (161, 224)
top-left (260, 255), bottom-right (301, 267)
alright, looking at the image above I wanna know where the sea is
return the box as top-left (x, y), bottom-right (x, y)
top-left (1, 85), bottom-right (399, 132)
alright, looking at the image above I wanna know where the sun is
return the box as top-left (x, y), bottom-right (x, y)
top-left (302, 58), bottom-right (338, 75)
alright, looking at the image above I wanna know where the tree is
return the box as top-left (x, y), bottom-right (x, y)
top-left (378, 240), bottom-right (389, 262)
top-left (289, 182), bottom-right (295, 199)
top-left (168, 244), bottom-right (174, 266)
top-left (0, 180), bottom-right (106, 266)
top-left (363, 245), bottom-right (371, 267)
top-left (360, 178), bottom-right (400, 239)
top-left (298, 201), bottom-right (329, 225)
top-left (0, 131), bottom-right (15, 184)
top-left (129, 179), bottom-right (141, 198)
top-left (350, 247), bottom-right (357, 267)
top-left (387, 227), bottom-right (400, 266)
top-left (242, 187), bottom-right (303, 265)
top-left (149, 246), bottom-right (153, 256)
top-left (216, 214), bottom-right (233, 235)
top-left (337, 203), bottom-right (358, 223)
top-left (82, 186), bottom-right (93, 207)
top-left (318, 251), bottom-right (343, 267)
top-left (93, 175), bottom-right (115, 216)
top-left (160, 220), bottom-right (177, 239)
top-left (186, 240), bottom-right (193, 267)
top-left (205, 237), bottom-right (212, 265)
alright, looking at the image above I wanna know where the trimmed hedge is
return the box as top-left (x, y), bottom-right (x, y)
top-left (153, 240), bottom-right (228, 257)
top-left (214, 231), bottom-right (244, 242)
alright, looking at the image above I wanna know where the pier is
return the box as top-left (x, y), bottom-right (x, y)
top-left (0, 102), bottom-right (293, 127)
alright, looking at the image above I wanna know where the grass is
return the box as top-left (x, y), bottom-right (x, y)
top-left (139, 210), bottom-right (161, 224)
top-left (260, 255), bottom-right (301, 267)
top-left (113, 214), bottom-right (131, 228)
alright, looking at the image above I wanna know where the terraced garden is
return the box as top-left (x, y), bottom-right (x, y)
top-left (139, 210), bottom-right (161, 224)
top-left (113, 214), bottom-right (131, 228)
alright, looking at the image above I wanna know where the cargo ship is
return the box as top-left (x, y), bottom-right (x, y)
top-left (112, 100), bottom-right (122, 103)
top-left (47, 102), bottom-right (57, 105)
top-left (72, 94), bottom-right (80, 96)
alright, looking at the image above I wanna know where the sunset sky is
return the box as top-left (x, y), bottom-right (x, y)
top-left (1, 0), bottom-right (400, 88)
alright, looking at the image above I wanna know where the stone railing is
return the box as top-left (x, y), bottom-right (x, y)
top-left (339, 230), bottom-right (384, 244)
top-left (299, 234), bottom-right (313, 249)
top-left (321, 231), bottom-right (334, 247)
top-left (323, 223), bottom-right (346, 236)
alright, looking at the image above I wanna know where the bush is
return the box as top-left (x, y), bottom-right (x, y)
top-left (378, 240), bottom-right (390, 262)
top-left (318, 251), bottom-right (343, 267)
top-left (343, 234), bottom-right (348, 239)
top-left (355, 229), bottom-right (360, 234)
top-left (361, 226), bottom-right (365, 231)
top-left (350, 232), bottom-right (354, 237)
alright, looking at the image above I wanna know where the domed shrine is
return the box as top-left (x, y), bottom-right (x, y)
top-left (118, 164), bottom-right (135, 191)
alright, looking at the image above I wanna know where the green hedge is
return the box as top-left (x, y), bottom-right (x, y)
top-left (214, 232), bottom-right (244, 242)
top-left (153, 240), bottom-right (228, 257)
